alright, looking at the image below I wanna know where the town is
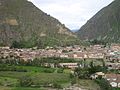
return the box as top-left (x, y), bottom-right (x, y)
top-left (0, 44), bottom-right (120, 62)
top-left (0, 44), bottom-right (120, 89)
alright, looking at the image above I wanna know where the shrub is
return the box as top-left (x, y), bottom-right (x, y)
top-left (57, 68), bottom-right (63, 73)
top-left (95, 78), bottom-right (112, 90)
top-left (19, 75), bottom-right (33, 87)
top-left (52, 82), bottom-right (62, 89)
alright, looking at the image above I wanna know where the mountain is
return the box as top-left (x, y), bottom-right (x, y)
top-left (0, 0), bottom-right (79, 48)
top-left (77, 0), bottom-right (120, 43)
top-left (71, 29), bottom-right (79, 33)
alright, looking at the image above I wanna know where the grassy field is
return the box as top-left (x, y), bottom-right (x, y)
top-left (63, 69), bottom-right (71, 73)
top-left (15, 66), bottom-right (56, 73)
top-left (0, 86), bottom-right (47, 90)
top-left (0, 77), bottom-right (18, 87)
top-left (32, 73), bottom-right (70, 85)
top-left (77, 79), bottom-right (101, 90)
top-left (12, 87), bottom-right (46, 90)
top-left (0, 71), bottom-right (29, 78)
top-left (0, 71), bottom-right (70, 82)
top-left (0, 68), bottom-right (71, 89)
top-left (112, 88), bottom-right (120, 90)
top-left (0, 65), bottom-right (101, 90)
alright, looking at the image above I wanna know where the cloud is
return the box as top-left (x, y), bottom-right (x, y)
top-left (28, 0), bottom-right (114, 30)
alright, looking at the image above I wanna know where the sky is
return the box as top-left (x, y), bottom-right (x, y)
top-left (28, 0), bottom-right (114, 30)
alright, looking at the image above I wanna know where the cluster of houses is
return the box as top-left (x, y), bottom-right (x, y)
top-left (91, 72), bottom-right (120, 88)
top-left (0, 44), bottom-right (119, 60)
top-left (0, 44), bottom-right (119, 68)
top-left (0, 44), bottom-right (120, 68)
top-left (106, 74), bottom-right (120, 88)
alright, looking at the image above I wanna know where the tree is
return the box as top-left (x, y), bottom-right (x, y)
top-left (36, 39), bottom-right (45, 49)
top-left (10, 41), bottom-right (23, 48)
top-left (19, 75), bottom-right (33, 87)
top-left (95, 78), bottom-right (112, 90)
top-left (71, 78), bottom-right (76, 85)
top-left (74, 68), bottom-right (89, 79)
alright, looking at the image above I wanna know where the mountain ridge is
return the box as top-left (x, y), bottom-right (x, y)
top-left (77, 0), bottom-right (120, 43)
top-left (0, 0), bottom-right (79, 48)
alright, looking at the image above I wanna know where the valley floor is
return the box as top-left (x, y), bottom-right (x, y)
top-left (0, 65), bottom-right (100, 90)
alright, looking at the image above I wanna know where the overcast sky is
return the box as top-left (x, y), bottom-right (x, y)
top-left (28, 0), bottom-right (114, 30)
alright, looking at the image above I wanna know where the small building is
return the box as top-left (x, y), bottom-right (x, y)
top-left (90, 72), bottom-right (105, 79)
top-left (106, 63), bottom-right (120, 70)
top-left (105, 74), bottom-right (120, 88)
top-left (59, 63), bottom-right (78, 69)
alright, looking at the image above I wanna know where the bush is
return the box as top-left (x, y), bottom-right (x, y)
top-left (95, 78), bottom-right (112, 90)
top-left (19, 75), bottom-right (33, 87)
top-left (57, 68), bottom-right (63, 73)
top-left (0, 64), bottom-right (27, 72)
top-left (52, 82), bottom-right (62, 89)
top-left (71, 78), bottom-right (76, 85)
top-left (43, 68), bottom-right (55, 73)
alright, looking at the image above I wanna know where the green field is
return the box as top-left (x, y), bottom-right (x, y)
top-left (0, 86), bottom-right (46, 90)
top-left (0, 65), bottom-right (71, 90)
top-left (0, 65), bottom-right (102, 90)
top-left (0, 86), bottom-right (11, 90)
top-left (12, 87), bottom-right (47, 90)
top-left (0, 71), bottom-right (70, 83)
top-left (0, 71), bottom-right (29, 78)
top-left (112, 88), bottom-right (120, 90)
top-left (15, 66), bottom-right (56, 73)
top-left (77, 79), bottom-right (101, 90)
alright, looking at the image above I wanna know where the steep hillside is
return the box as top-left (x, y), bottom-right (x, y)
top-left (0, 0), bottom-right (79, 48)
top-left (77, 0), bottom-right (120, 43)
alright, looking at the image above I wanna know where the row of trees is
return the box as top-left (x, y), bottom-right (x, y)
top-left (0, 64), bottom-right (27, 72)
top-left (0, 57), bottom-right (79, 67)
top-left (88, 39), bottom-right (108, 45)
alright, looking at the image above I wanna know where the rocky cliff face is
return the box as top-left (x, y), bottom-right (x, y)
top-left (77, 0), bottom-right (120, 43)
top-left (0, 0), bottom-right (79, 48)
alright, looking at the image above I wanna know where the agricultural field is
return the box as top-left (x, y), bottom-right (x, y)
top-left (0, 65), bottom-right (71, 90)
top-left (0, 65), bottom-right (102, 90)
top-left (0, 86), bottom-right (45, 90)
top-left (77, 79), bottom-right (101, 90)
top-left (111, 87), bottom-right (120, 90)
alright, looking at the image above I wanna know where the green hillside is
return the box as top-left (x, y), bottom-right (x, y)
top-left (77, 0), bottom-right (120, 43)
top-left (0, 0), bottom-right (79, 48)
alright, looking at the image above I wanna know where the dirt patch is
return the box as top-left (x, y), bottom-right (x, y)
top-left (6, 19), bottom-right (18, 25)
